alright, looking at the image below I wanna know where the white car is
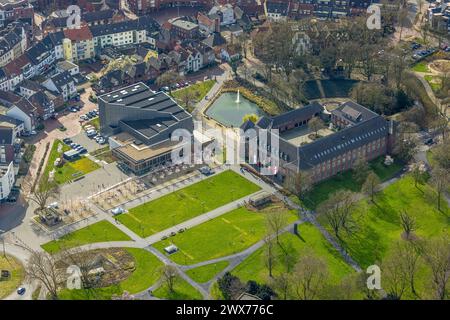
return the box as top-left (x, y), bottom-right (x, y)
top-left (111, 207), bottom-right (125, 215)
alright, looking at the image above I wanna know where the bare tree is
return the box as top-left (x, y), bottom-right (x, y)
top-left (269, 272), bottom-right (290, 300)
top-left (400, 211), bottom-right (417, 240)
top-left (362, 171), bottom-right (381, 202)
top-left (156, 71), bottom-right (182, 94)
top-left (160, 264), bottom-right (179, 294)
top-left (26, 250), bottom-right (63, 300)
top-left (430, 166), bottom-right (450, 211)
top-left (265, 210), bottom-right (288, 245)
top-left (177, 88), bottom-right (199, 112)
top-left (352, 155), bottom-right (369, 184)
top-left (411, 163), bottom-right (425, 189)
top-left (290, 250), bottom-right (328, 300)
top-left (24, 175), bottom-right (60, 213)
top-left (421, 235), bottom-right (450, 300)
top-left (432, 140), bottom-right (450, 170)
top-left (308, 117), bottom-right (325, 138)
top-left (395, 241), bottom-right (422, 298)
top-left (382, 250), bottom-right (408, 299)
top-left (291, 170), bottom-right (313, 199)
top-left (263, 234), bottom-right (276, 278)
top-left (317, 190), bottom-right (358, 239)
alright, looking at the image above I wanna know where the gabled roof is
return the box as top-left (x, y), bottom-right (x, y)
top-left (64, 25), bottom-right (93, 41)
top-left (26, 41), bottom-right (50, 65)
top-left (0, 127), bottom-right (13, 145)
top-left (298, 116), bottom-right (389, 169)
top-left (3, 53), bottom-right (30, 77)
top-left (202, 32), bottom-right (226, 47)
top-left (19, 79), bottom-right (44, 92)
top-left (256, 102), bottom-right (323, 129)
top-left (50, 71), bottom-right (75, 91)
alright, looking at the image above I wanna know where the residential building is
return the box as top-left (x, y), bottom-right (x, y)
top-left (56, 60), bottom-right (79, 76)
top-left (90, 16), bottom-right (158, 53)
top-left (0, 161), bottom-right (14, 201)
top-left (0, 0), bottom-right (34, 27)
top-left (0, 23), bottom-right (27, 67)
top-left (63, 25), bottom-right (95, 62)
top-left (169, 18), bottom-right (199, 40)
top-left (4, 95), bottom-right (38, 132)
top-left (265, 1), bottom-right (290, 21)
top-left (208, 4), bottom-right (236, 26)
top-left (42, 71), bottom-right (77, 101)
top-left (428, 1), bottom-right (450, 34)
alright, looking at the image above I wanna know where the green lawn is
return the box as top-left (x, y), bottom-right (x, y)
top-left (41, 220), bottom-right (132, 254)
top-left (152, 277), bottom-right (203, 300)
top-left (0, 255), bottom-right (25, 299)
top-left (58, 248), bottom-right (163, 300)
top-left (91, 147), bottom-right (115, 163)
top-left (300, 157), bottom-right (403, 209)
top-left (232, 223), bottom-right (354, 289)
top-left (43, 139), bottom-right (101, 184)
top-left (185, 261), bottom-right (229, 283)
top-left (85, 117), bottom-right (100, 130)
top-left (171, 80), bottom-right (215, 111)
top-left (118, 170), bottom-right (261, 237)
top-left (318, 175), bottom-right (449, 298)
top-left (424, 75), bottom-right (442, 92)
top-left (153, 205), bottom-right (298, 265)
top-left (412, 61), bottom-right (430, 73)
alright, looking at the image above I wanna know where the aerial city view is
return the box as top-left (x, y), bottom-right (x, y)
top-left (0, 0), bottom-right (448, 308)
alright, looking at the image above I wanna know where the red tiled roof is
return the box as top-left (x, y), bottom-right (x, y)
top-left (63, 24), bottom-right (93, 41)
top-left (3, 54), bottom-right (31, 77)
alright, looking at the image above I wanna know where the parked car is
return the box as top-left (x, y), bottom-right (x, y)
top-left (63, 138), bottom-right (72, 144)
top-left (17, 287), bottom-right (26, 295)
top-left (111, 207), bottom-right (125, 215)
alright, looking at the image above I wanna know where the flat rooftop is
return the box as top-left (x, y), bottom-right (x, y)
top-left (115, 139), bottom-right (181, 162)
top-left (280, 125), bottom-right (335, 147)
top-left (99, 83), bottom-right (191, 121)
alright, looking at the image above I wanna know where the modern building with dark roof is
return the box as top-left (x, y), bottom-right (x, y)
top-left (99, 82), bottom-right (194, 175)
top-left (248, 101), bottom-right (396, 185)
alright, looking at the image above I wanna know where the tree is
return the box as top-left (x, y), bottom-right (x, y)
top-left (290, 250), bottom-right (328, 300)
top-left (411, 163), bottom-right (425, 189)
top-left (421, 235), bottom-right (450, 300)
top-left (433, 140), bottom-right (450, 170)
top-left (382, 249), bottom-right (408, 299)
top-left (395, 241), bottom-right (421, 298)
top-left (393, 122), bottom-right (419, 162)
top-left (352, 155), bottom-right (370, 184)
top-left (308, 116), bottom-right (325, 138)
top-left (291, 171), bottom-right (313, 199)
top-left (399, 211), bottom-right (417, 240)
top-left (362, 171), bottom-right (381, 202)
top-left (217, 272), bottom-right (245, 300)
top-left (26, 250), bottom-right (63, 300)
top-left (430, 166), bottom-right (450, 211)
top-left (24, 175), bottom-right (60, 213)
top-left (316, 190), bottom-right (358, 239)
top-left (265, 210), bottom-right (288, 245)
top-left (156, 71), bottom-right (182, 94)
top-left (269, 272), bottom-right (290, 300)
top-left (242, 113), bottom-right (259, 124)
top-left (160, 265), bottom-right (179, 294)
top-left (263, 235), bottom-right (276, 278)
top-left (177, 88), bottom-right (199, 112)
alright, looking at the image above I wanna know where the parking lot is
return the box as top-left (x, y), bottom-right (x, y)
top-left (70, 131), bottom-right (103, 153)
